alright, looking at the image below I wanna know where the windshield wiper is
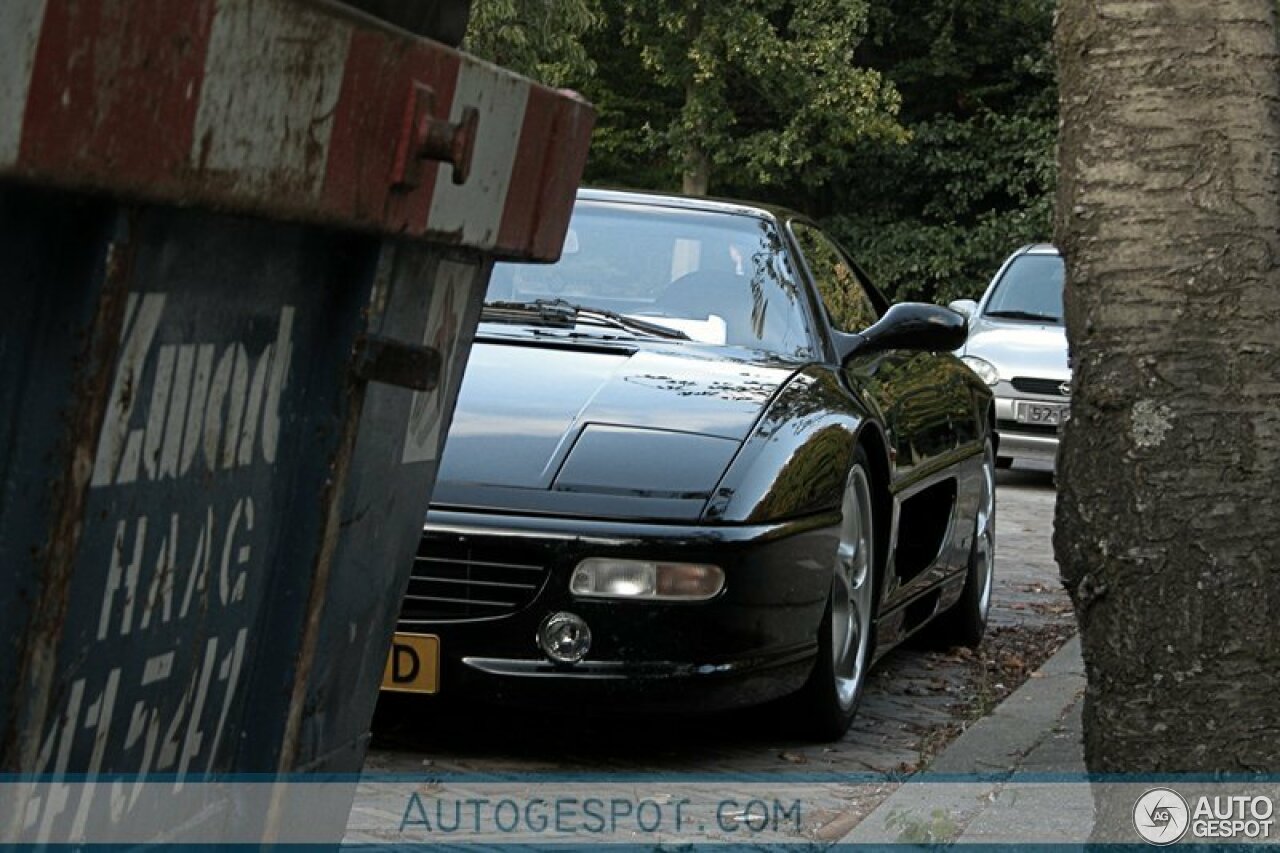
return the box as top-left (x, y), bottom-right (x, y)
top-left (984, 309), bottom-right (1062, 323)
top-left (574, 307), bottom-right (690, 340)
top-left (482, 299), bottom-right (577, 327)
top-left (482, 299), bottom-right (689, 340)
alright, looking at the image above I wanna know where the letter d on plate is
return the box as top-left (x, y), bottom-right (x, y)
top-left (381, 633), bottom-right (441, 693)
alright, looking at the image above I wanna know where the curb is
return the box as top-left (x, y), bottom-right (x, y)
top-left (930, 634), bottom-right (1084, 774)
top-left (839, 635), bottom-right (1085, 843)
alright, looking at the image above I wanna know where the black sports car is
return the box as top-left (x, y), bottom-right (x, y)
top-left (383, 188), bottom-right (996, 739)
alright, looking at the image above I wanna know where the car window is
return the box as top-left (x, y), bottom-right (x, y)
top-left (983, 253), bottom-right (1064, 324)
top-left (789, 222), bottom-right (881, 334)
top-left (485, 201), bottom-right (816, 359)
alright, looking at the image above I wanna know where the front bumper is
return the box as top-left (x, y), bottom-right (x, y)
top-left (394, 510), bottom-right (840, 711)
top-left (993, 385), bottom-right (1067, 464)
top-left (995, 428), bottom-right (1059, 463)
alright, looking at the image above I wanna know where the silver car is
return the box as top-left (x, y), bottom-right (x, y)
top-left (949, 244), bottom-right (1068, 468)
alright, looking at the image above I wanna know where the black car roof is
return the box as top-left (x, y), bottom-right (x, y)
top-left (576, 186), bottom-right (795, 224)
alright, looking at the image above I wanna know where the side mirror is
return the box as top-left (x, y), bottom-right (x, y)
top-left (947, 298), bottom-right (978, 318)
top-left (835, 303), bottom-right (968, 364)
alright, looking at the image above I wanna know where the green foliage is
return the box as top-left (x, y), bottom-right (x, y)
top-left (465, 0), bottom-right (1058, 307)
top-left (464, 0), bottom-right (603, 87)
top-left (826, 109), bottom-right (1055, 304)
top-left (610, 0), bottom-right (905, 194)
top-left (824, 0), bottom-right (1058, 304)
top-left (859, 0), bottom-right (1057, 121)
top-left (827, 203), bottom-right (1049, 306)
top-left (577, 8), bottom-right (682, 191)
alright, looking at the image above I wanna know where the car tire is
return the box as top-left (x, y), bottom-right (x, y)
top-left (922, 437), bottom-right (997, 649)
top-left (793, 447), bottom-right (877, 742)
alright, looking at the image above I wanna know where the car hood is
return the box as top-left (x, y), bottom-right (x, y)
top-left (962, 321), bottom-right (1069, 380)
top-left (429, 335), bottom-right (798, 519)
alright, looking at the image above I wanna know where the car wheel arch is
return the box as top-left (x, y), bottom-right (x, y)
top-left (986, 401), bottom-right (1000, 456)
top-left (790, 435), bottom-right (887, 740)
top-left (703, 367), bottom-right (868, 524)
top-left (851, 424), bottom-right (893, 612)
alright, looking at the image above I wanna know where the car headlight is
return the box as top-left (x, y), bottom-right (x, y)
top-left (961, 355), bottom-right (1000, 386)
top-left (570, 558), bottom-right (725, 601)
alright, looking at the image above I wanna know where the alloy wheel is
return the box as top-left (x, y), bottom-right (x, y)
top-left (831, 465), bottom-right (875, 711)
top-left (973, 441), bottom-right (997, 620)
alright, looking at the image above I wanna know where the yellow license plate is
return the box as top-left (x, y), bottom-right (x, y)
top-left (381, 633), bottom-right (440, 694)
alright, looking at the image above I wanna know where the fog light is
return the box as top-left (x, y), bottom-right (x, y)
top-left (569, 558), bottom-right (724, 601)
top-left (538, 611), bottom-right (591, 664)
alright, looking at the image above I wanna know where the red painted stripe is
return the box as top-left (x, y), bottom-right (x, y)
top-left (496, 85), bottom-right (557, 256)
top-left (8, 0), bottom-right (592, 255)
top-left (322, 31), bottom-right (461, 236)
top-left (496, 87), bottom-right (595, 261)
top-left (19, 0), bottom-right (216, 185)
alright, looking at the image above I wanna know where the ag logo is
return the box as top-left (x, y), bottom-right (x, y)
top-left (1134, 788), bottom-right (1189, 845)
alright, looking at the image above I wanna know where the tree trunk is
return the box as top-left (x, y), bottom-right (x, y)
top-left (681, 77), bottom-right (710, 196)
top-left (682, 145), bottom-right (710, 196)
top-left (1054, 0), bottom-right (1280, 793)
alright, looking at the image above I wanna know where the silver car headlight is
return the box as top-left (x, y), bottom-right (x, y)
top-left (961, 355), bottom-right (1000, 386)
top-left (570, 558), bottom-right (724, 601)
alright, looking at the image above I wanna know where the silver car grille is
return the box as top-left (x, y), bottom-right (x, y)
top-left (1010, 376), bottom-right (1069, 396)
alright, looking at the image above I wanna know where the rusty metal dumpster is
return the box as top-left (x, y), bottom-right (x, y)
top-left (0, 0), bottom-right (593, 842)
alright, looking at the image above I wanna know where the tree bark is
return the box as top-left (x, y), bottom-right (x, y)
top-left (682, 145), bottom-right (710, 196)
top-left (1055, 0), bottom-right (1280, 789)
top-left (682, 78), bottom-right (711, 196)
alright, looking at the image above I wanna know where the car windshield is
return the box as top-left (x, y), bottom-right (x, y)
top-left (485, 200), bottom-right (815, 359)
top-left (983, 253), bottom-right (1064, 324)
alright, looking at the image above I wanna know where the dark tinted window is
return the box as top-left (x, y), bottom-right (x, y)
top-left (486, 201), bottom-right (815, 358)
top-left (790, 222), bottom-right (880, 334)
top-left (983, 253), bottom-right (1064, 324)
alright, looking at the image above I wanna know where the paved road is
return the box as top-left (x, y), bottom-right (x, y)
top-left (352, 464), bottom-right (1072, 842)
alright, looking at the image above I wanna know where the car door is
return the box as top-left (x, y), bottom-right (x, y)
top-left (788, 220), bottom-right (978, 604)
top-left (787, 221), bottom-right (967, 475)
